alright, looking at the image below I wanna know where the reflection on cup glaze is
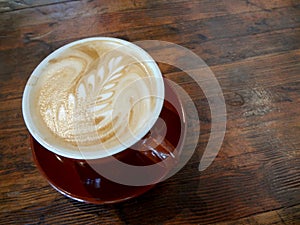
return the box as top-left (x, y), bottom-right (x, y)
top-left (35, 41), bottom-right (157, 149)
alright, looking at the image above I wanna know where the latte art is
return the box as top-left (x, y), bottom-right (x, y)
top-left (33, 40), bottom-right (159, 150)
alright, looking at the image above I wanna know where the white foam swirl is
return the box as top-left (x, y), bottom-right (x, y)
top-left (36, 41), bottom-right (157, 149)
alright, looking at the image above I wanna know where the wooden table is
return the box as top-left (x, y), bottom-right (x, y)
top-left (1, 0), bottom-right (299, 224)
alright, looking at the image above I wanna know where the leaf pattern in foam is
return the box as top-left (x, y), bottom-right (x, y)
top-left (40, 45), bottom-right (151, 146)
top-left (73, 54), bottom-right (126, 141)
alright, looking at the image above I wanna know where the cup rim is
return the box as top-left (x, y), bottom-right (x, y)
top-left (22, 37), bottom-right (165, 159)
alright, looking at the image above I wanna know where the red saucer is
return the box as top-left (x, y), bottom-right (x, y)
top-left (31, 80), bottom-right (186, 204)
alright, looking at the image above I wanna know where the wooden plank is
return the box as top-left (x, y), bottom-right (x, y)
top-left (1, 1), bottom-right (299, 51)
top-left (214, 205), bottom-right (300, 225)
top-left (0, 0), bottom-right (77, 13)
top-left (164, 49), bottom-right (300, 90)
top-left (0, 2), bottom-right (299, 49)
top-left (1, 0), bottom-right (296, 29)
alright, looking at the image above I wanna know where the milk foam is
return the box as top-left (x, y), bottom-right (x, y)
top-left (32, 40), bottom-right (158, 150)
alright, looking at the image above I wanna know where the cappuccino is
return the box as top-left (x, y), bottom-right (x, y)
top-left (23, 38), bottom-right (164, 159)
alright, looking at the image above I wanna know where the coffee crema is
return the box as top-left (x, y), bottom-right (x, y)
top-left (30, 40), bottom-right (160, 152)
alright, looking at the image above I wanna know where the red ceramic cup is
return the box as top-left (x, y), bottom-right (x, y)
top-left (23, 38), bottom-right (186, 204)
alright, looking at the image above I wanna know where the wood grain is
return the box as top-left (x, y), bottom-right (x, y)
top-left (0, 0), bottom-right (299, 224)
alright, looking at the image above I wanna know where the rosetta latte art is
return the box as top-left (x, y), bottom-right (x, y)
top-left (37, 42), bottom-right (156, 148)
